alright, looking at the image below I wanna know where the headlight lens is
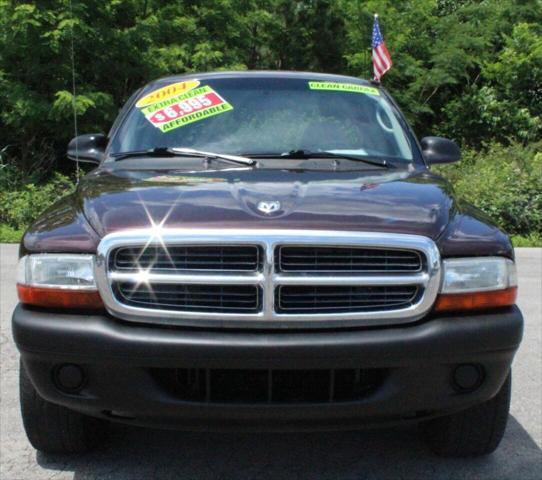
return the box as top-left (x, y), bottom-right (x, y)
top-left (441, 257), bottom-right (517, 293)
top-left (435, 256), bottom-right (517, 312)
top-left (17, 254), bottom-right (103, 309)
top-left (18, 254), bottom-right (97, 289)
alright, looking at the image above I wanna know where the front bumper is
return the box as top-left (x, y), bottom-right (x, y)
top-left (13, 304), bottom-right (523, 431)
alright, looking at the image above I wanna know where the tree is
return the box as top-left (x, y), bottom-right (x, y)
top-left (0, 0), bottom-right (540, 181)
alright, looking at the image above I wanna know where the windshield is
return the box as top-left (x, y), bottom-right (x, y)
top-left (109, 77), bottom-right (417, 164)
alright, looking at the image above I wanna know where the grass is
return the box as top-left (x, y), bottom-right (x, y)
top-left (511, 233), bottom-right (542, 247)
top-left (1, 224), bottom-right (540, 246)
top-left (0, 225), bottom-right (24, 243)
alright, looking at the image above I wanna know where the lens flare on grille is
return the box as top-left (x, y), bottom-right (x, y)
top-left (126, 192), bottom-right (186, 301)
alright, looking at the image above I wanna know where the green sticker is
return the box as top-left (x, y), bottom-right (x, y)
top-left (140, 85), bottom-right (233, 133)
top-left (308, 81), bottom-right (380, 96)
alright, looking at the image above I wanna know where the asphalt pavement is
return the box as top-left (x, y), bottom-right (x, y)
top-left (1, 244), bottom-right (540, 479)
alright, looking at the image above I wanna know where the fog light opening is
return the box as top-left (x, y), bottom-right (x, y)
top-left (53, 364), bottom-right (86, 394)
top-left (452, 364), bottom-right (485, 393)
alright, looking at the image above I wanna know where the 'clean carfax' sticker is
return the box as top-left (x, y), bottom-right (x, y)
top-left (136, 80), bottom-right (200, 108)
top-left (139, 85), bottom-right (233, 133)
top-left (308, 81), bottom-right (380, 96)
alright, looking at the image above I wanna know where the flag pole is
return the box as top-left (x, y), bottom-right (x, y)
top-left (372, 14), bottom-right (379, 84)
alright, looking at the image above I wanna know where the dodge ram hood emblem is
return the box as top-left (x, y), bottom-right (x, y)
top-left (257, 200), bottom-right (281, 214)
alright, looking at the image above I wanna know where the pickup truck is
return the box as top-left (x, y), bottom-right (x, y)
top-left (12, 71), bottom-right (523, 457)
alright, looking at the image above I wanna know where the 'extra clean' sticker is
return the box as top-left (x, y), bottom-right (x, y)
top-left (308, 81), bottom-right (380, 96)
top-left (136, 80), bottom-right (201, 108)
top-left (138, 85), bottom-right (233, 133)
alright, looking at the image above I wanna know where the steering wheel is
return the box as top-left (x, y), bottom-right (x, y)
top-left (376, 106), bottom-right (394, 133)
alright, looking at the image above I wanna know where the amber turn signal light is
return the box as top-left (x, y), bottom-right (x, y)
top-left (17, 284), bottom-right (104, 310)
top-left (434, 287), bottom-right (517, 312)
top-left (17, 254), bottom-right (104, 310)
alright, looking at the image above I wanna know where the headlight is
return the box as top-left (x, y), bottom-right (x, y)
top-left (441, 257), bottom-right (517, 293)
top-left (435, 257), bottom-right (517, 312)
top-left (17, 254), bottom-right (103, 309)
top-left (18, 254), bottom-right (97, 289)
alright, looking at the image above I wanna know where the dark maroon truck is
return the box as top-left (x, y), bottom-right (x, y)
top-left (13, 71), bottom-right (522, 457)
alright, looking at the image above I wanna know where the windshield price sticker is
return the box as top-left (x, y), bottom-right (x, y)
top-left (135, 80), bottom-right (200, 108)
top-left (308, 81), bottom-right (380, 96)
top-left (139, 85), bottom-right (233, 132)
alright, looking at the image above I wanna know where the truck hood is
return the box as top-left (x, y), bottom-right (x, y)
top-left (23, 166), bottom-right (513, 258)
top-left (78, 167), bottom-right (454, 239)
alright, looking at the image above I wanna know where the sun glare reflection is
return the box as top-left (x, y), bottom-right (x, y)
top-left (126, 192), bottom-right (186, 302)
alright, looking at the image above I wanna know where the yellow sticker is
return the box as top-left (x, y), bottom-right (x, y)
top-left (308, 81), bottom-right (380, 96)
top-left (135, 80), bottom-right (201, 108)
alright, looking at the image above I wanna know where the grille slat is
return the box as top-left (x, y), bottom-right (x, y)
top-left (278, 246), bottom-right (422, 273)
top-left (113, 245), bottom-right (262, 272)
top-left (126, 296), bottom-right (257, 303)
top-left (124, 289), bottom-right (257, 298)
top-left (282, 296), bottom-right (415, 302)
top-left (282, 291), bottom-right (416, 298)
top-left (115, 283), bottom-right (261, 313)
top-left (277, 285), bottom-right (419, 314)
top-left (281, 262), bottom-right (420, 268)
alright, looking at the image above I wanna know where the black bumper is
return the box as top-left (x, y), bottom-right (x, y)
top-left (13, 304), bottom-right (523, 431)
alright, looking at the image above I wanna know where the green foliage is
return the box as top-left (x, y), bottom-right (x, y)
top-left (0, 225), bottom-right (24, 243)
top-left (0, 0), bottom-right (540, 242)
top-left (0, 170), bottom-right (75, 232)
top-left (436, 142), bottom-right (542, 236)
top-left (511, 233), bottom-right (542, 248)
top-left (339, 0), bottom-right (542, 143)
top-left (1, 0), bottom-right (540, 159)
top-left (441, 22), bottom-right (542, 145)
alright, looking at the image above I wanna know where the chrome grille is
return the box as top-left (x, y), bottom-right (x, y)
top-left (277, 246), bottom-right (422, 273)
top-left (276, 285), bottom-right (419, 314)
top-left (96, 229), bottom-right (441, 329)
top-left (112, 245), bottom-right (261, 272)
top-left (115, 283), bottom-right (261, 313)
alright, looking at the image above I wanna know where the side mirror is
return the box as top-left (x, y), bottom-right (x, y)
top-left (67, 134), bottom-right (107, 164)
top-left (421, 136), bottom-right (461, 165)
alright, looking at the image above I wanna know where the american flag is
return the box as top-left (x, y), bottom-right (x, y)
top-left (372, 14), bottom-right (392, 81)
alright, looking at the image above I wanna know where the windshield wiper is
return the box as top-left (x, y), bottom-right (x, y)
top-left (285, 150), bottom-right (391, 168)
top-left (245, 150), bottom-right (391, 168)
top-left (111, 147), bottom-right (255, 166)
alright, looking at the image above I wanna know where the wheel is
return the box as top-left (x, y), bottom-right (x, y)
top-left (19, 359), bottom-right (108, 454)
top-left (421, 372), bottom-right (511, 457)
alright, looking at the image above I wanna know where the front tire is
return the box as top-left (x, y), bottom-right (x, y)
top-left (421, 372), bottom-right (511, 457)
top-left (19, 360), bottom-right (108, 454)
